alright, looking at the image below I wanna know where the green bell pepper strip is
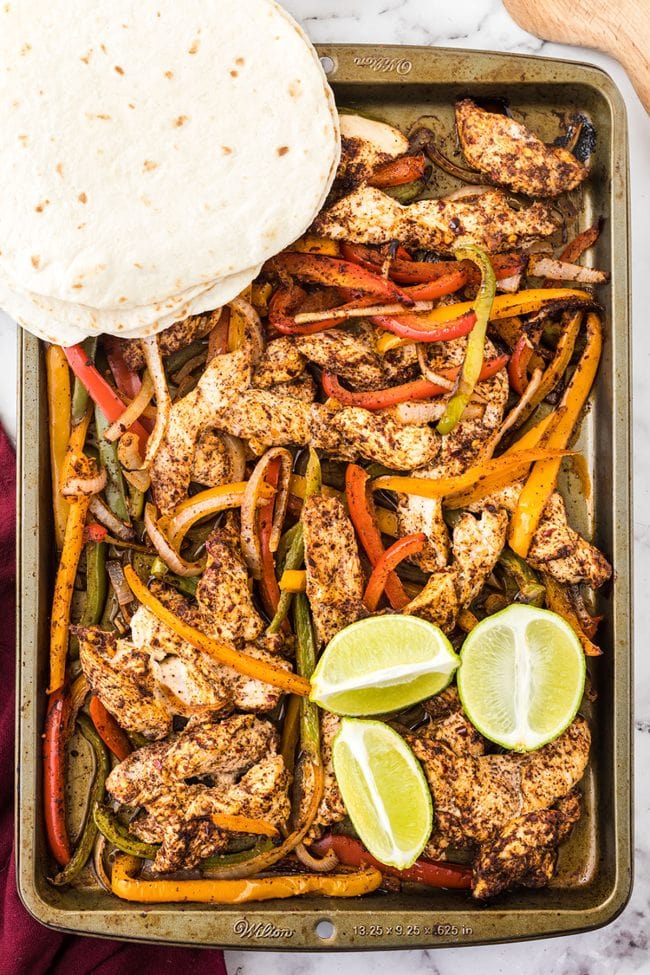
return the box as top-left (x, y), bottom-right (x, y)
top-left (71, 337), bottom-right (98, 424)
top-left (52, 713), bottom-right (110, 886)
top-left (94, 404), bottom-right (131, 523)
top-left (69, 540), bottom-right (108, 659)
top-left (267, 450), bottom-right (322, 634)
top-left (276, 523), bottom-right (303, 574)
top-left (294, 594), bottom-right (319, 753)
top-left (128, 486), bottom-right (145, 520)
top-left (164, 339), bottom-right (208, 375)
top-left (151, 557), bottom-right (198, 597)
top-left (437, 246), bottom-right (496, 435)
top-left (498, 547), bottom-right (546, 607)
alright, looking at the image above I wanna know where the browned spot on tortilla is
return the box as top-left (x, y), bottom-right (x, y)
top-left (134, 262), bottom-right (143, 269)
top-left (35, 200), bottom-right (49, 213)
top-left (165, 70), bottom-right (173, 79)
top-left (100, 43), bottom-right (107, 54)
top-left (230, 70), bottom-right (238, 77)
top-left (288, 80), bottom-right (301, 98)
top-left (114, 65), bottom-right (124, 75)
top-left (174, 115), bottom-right (188, 127)
top-left (18, 134), bottom-right (28, 146)
top-left (119, 297), bottom-right (128, 304)
top-left (72, 283), bottom-right (83, 290)
top-left (80, 50), bottom-right (92, 64)
top-left (236, 57), bottom-right (245, 65)
top-left (55, 162), bottom-right (63, 176)
top-left (78, 192), bottom-right (87, 204)
top-left (188, 40), bottom-right (199, 54)
top-left (143, 160), bottom-right (158, 172)
top-left (20, 43), bottom-right (31, 55)
top-left (96, 114), bottom-right (111, 120)
top-left (31, 255), bottom-right (40, 269)
top-left (221, 146), bottom-right (232, 155)
top-left (277, 146), bottom-right (289, 156)
top-left (128, 103), bottom-right (136, 110)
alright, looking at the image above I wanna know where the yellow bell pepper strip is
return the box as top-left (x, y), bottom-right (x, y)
top-left (61, 404), bottom-right (92, 490)
top-left (279, 569), bottom-right (307, 592)
top-left (123, 565), bottom-right (310, 696)
top-left (364, 533), bottom-right (427, 611)
top-left (290, 234), bottom-right (340, 256)
top-left (49, 494), bottom-right (91, 693)
top-left (376, 288), bottom-right (593, 353)
top-left (437, 246), bottom-right (496, 434)
top-left (111, 853), bottom-right (382, 903)
top-left (509, 313), bottom-right (602, 558)
top-left (503, 411), bottom-right (558, 455)
top-left (543, 573), bottom-right (602, 656)
top-left (46, 345), bottom-right (72, 551)
top-left (371, 448), bottom-right (571, 502)
top-left (52, 713), bottom-right (110, 886)
top-left (209, 814), bottom-right (278, 838)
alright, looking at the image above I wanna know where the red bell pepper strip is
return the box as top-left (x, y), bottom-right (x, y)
top-left (266, 252), bottom-right (414, 305)
top-left (89, 695), bottom-right (132, 762)
top-left (82, 522), bottom-right (108, 545)
top-left (341, 242), bottom-right (524, 286)
top-left (311, 834), bottom-right (473, 890)
top-left (63, 345), bottom-right (148, 453)
top-left (43, 687), bottom-right (73, 866)
top-left (364, 533), bottom-right (426, 610)
top-left (508, 334), bottom-right (534, 395)
top-left (322, 354), bottom-right (509, 410)
top-left (400, 268), bottom-right (469, 302)
top-left (103, 337), bottom-right (142, 400)
top-left (368, 153), bottom-right (426, 188)
top-left (371, 309), bottom-right (477, 343)
top-left (269, 285), bottom-right (386, 337)
top-left (345, 464), bottom-right (408, 610)
top-left (258, 459), bottom-right (284, 620)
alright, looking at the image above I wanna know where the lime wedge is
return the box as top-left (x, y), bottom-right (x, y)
top-left (332, 718), bottom-right (433, 869)
top-left (457, 603), bottom-right (586, 752)
top-left (309, 615), bottom-right (460, 716)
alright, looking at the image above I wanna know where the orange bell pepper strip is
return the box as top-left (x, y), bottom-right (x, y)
top-left (368, 153), bottom-right (426, 188)
top-left (543, 573), bottom-right (602, 656)
top-left (88, 696), bottom-right (132, 762)
top-left (49, 494), bottom-right (91, 693)
top-left (265, 252), bottom-right (414, 304)
top-left (124, 565), bottom-right (310, 696)
top-left (345, 463), bottom-right (408, 610)
top-left (509, 313), bottom-right (602, 558)
top-left (43, 687), bottom-right (73, 866)
top-left (341, 242), bottom-right (523, 286)
top-left (111, 853), bottom-right (382, 903)
top-left (46, 345), bottom-right (72, 551)
top-left (210, 814), bottom-right (279, 837)
top-left (364, 533), bottom-right (427, 611)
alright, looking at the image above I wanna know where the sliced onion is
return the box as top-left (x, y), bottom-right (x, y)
top-left (524, 240), bottom-right (555, 255)
top-left (165, 483), bottom-right (272, 550)
top-left (394, 399), bottom-right (483, 425)
top-left (442, 184), bottom-right (493, 201)
top-left (294, 299), bottom-right (434, 326)
top-left (107, 560), bottom-right (134, 607)
top-left (117, 432), bottom-right (151, 493)
top-left (229, 297), bottom-right (265, 364)
top-left (104, 373), bottom-right (154, 442)
top-left (294, 841), bottom-right (339, 873)
top-left (144, 502), bottom-right (205, 577)
top-left (62, 467), bottom-right (107, 497)
top-left (89, 496), bottom-right (135, 541)
top-left (142, 335), bottom-right (171, 467)
top-left (241, 448), bottom-right (292, 578)
top-left (93, 832), bottom-right (112, 893)
top-left (497, 272), bottom-right (522, 293)
top-left (528, 255), bottom-right (608, 284)
top-left (222, 433), bottom-right (247, 482)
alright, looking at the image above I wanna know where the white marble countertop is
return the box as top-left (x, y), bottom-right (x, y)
top-left (2, 2), bottom-right (648, 972)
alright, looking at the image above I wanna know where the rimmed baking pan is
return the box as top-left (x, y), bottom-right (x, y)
top-left (16, 44), bottom-right (632, 949)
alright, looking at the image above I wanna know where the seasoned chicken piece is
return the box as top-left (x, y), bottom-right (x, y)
top-left (412, 715), bottom-right (590, 852)
top-left (328, 114), bottom-right (409, 204)
top-left (452, 507), bottom-right (508, 605)
top-left (313, 185), bottom-right (557, 255)
top-left (472, 791), bottom-right (582, 899)
top-left (456, 99), bottom-right (588, 198)
top-left (252, 336), bottom-right (306, 388)
top-left (527, 492), bottom-right (612, 588)
top-left (267, 374), bottom-right (316, 403)
top-left (312, 404), bottom-right (440, 470)
top-left (76, 627), bottom-right (173, 739)
top-left (312, 712), bottom-right (347, 833)
top-left (106, 714), bottom-right (290, 873)
top-left (213, 389), bottom-right (312, 453)
top-left (197, 523), bottom-right (265, 644)
top-left (191, 429), bottom-right (235, 487)
top-left (151, 346), bottom-right (252, 513)
top-left (302, 496), bottom-right (366, 647)
top-left (403, 568), bottom-right (460, 634)
top-left (427, 707), bottom-right (486, 759)
top-left (295, 329), bottom-right (385, 390)
top-left (121, 309), bottom-right (221, 371)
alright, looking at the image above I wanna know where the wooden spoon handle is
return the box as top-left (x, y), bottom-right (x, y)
top-left (504, 0), bottom-right (650, 113)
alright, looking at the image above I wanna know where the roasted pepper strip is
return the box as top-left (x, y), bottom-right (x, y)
top-left (511, 311), bottom-right (583, 431)
top-left (111, 853), bottom-right (382, 903)
top-left (509, 313), bottom-right (602, 557)
top-left (43, 687), bottom-right (73, 866)
top-left (49, 495), bottom-right (91, 693)
top-left (89, 695), bottom-right (131, 761)
top-left (311, 834), bottom-right (472, 890)
top-left (258, 458), bottom-right (284, 619)
top-left (368, 153), bottom-right (426, 187)
top-left (124, 565), bottom-right (310, 696)
top-left (323, 355), bottom-right (508, 411)
top-left (371, 309), bottom-right (477, 344)
top-left (437, 246), bottom-right (496, 435)
top-left (71, 337), bottom-right (98, 424)
top-left (46, 345), bottom-right (72, 551)
top-left (269, 283), bottom-right (382, 336)
top-left (364, 533), bottom-right (427, 611)
top-left (209, 814), bottom-right (278, 837)
top-left (340, 242), bottom-right (522, 286)
top-left (280, 693), bottom-right (301, 772)
top-left (265, 252), bottom-right (413, 304)
top-left (279, 568), bottom-right (307, 592)
top-left (508, 335), bottom-right (534, 395)
top-left (290, 473), bottom-right (398, 538)
top-left (104, 336), bottom-right (142, 399)
top-left (94, 404), bottom-right (131, 523)
top-left (498, 549), bottom-right (546, 607)
top-left (52, 713), bottom-right (110, 886)
top-left (543, 573), bottom-right (602, 656)
top-left (94, 805), bottom-right (158, 858)
top-left (346, 463), bottom-right (408, 609)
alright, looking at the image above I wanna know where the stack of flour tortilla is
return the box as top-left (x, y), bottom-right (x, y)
top-left (0, 0), bottom-right (339, 345)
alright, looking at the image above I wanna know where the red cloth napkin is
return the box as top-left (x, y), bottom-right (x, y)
top-left (0, 426), bottom-right (228, 975)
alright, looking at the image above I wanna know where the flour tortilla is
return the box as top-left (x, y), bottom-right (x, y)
top-left (0, 0), bottom-right (339, 322)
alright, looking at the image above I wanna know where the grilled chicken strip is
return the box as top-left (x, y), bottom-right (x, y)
top-left (121, 309), bottom-right (221, 372)
top-left (403, 568), bottom-right (460, 635)
top-left (252, 336), bottom-right (306, 389)
top-left (196, 521), bottom-right (265, 644)
top-left (456, 99), bottom-right (588, 198)
top-left (452, 507), bottom-right (509, 605)
top-left (313, 185), bottom-right (557, 255)
top-left (302, 495), bottom-right (366, 647)
top-left (329, 114), bottom-right (409, 204)
top-left (191, 429), bottom-right (236, 487)
top-left (106, 714), bottom-right (290, 873)
top-left (528, 492), bottom-right (612, 588)
top-left (294, 329), bottom-right (386, 390)
top-left (313, 404), bottom-right (440, 470)
top-left (310, 711), bottom-right (348, 836)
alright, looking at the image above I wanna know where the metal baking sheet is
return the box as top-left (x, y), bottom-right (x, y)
top-left (15, 44), bottom-right (632, 949)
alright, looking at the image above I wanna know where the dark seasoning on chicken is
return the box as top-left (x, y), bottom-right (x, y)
top-left (45, 97), bottom-right (611, 904)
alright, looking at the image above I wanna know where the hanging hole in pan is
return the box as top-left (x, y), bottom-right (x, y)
top-left (319, 55), bottom-right (336, 76)
top-left (315, 918), bottom-right (336, 941)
